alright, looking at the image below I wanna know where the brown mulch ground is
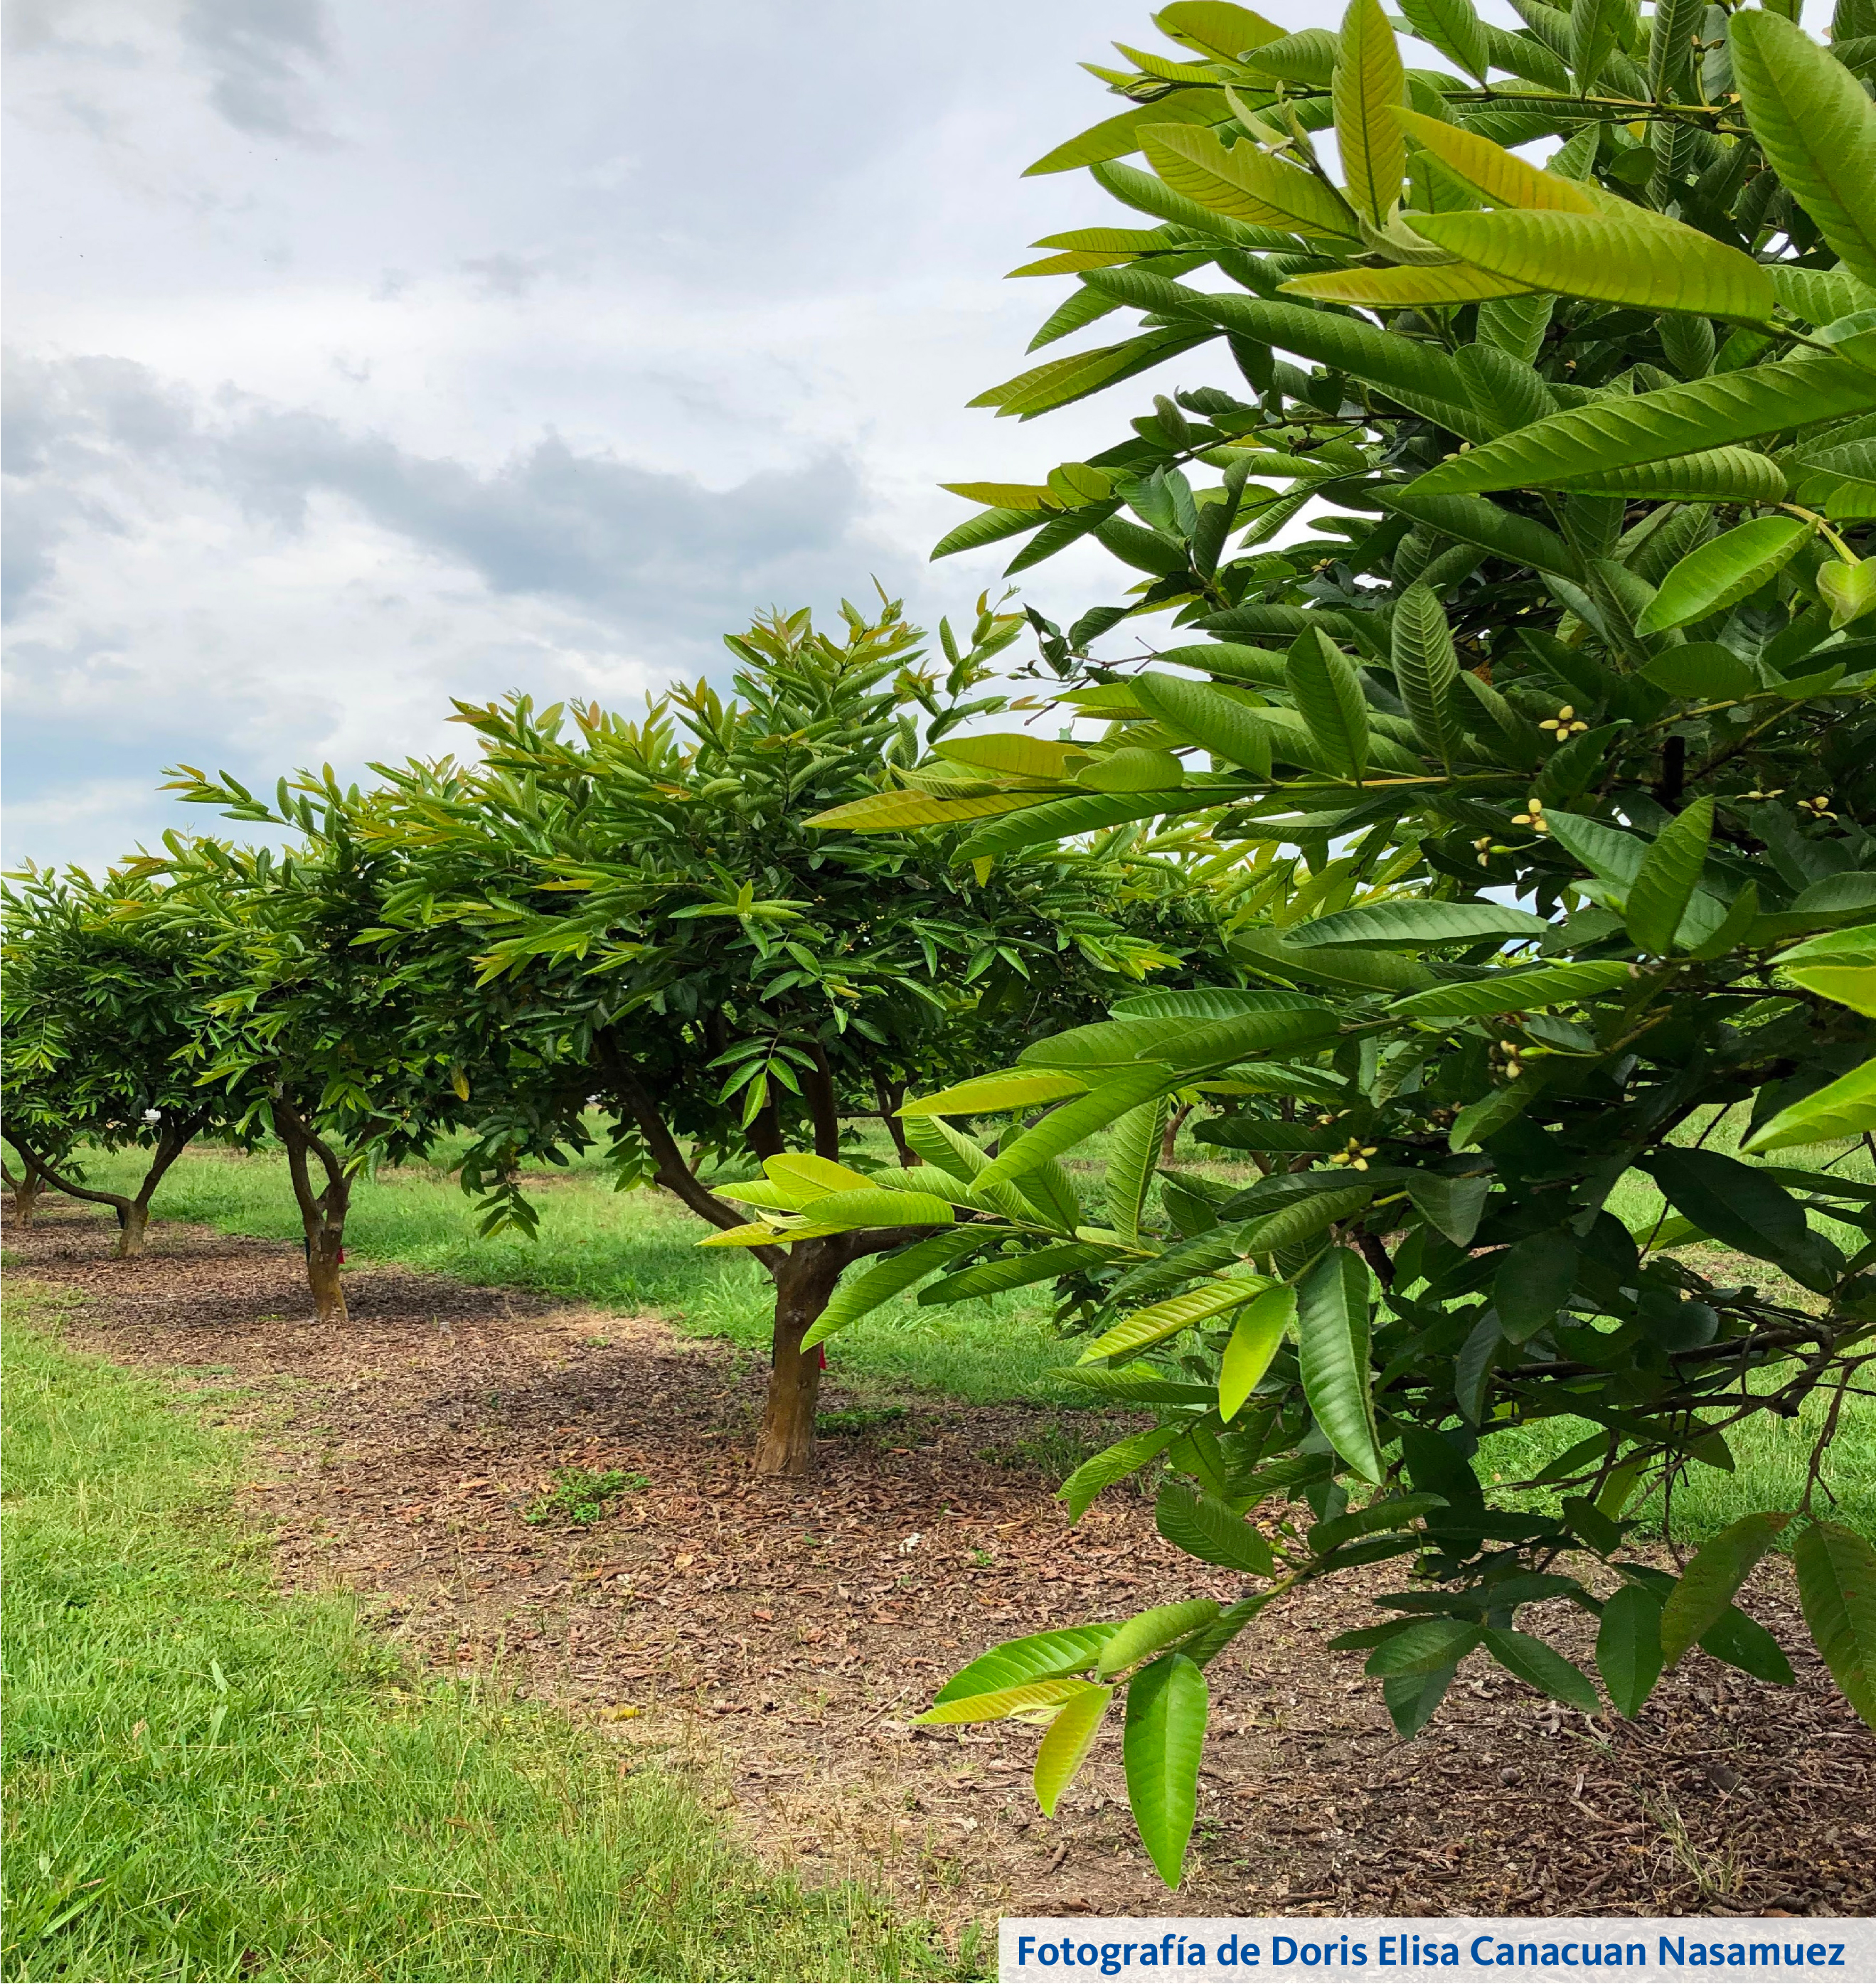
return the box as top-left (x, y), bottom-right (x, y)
top-left (7, 1198), bottom-right (1872, 1926)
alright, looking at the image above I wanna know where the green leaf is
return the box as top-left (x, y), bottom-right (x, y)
top-left (798, 1188), bottom-right (954, 1232)
top-left (1059, 1425), bottom-right (1183, 1522)
top-left (806, 789), bottom-right (1043, 832)
top-left (1449, 1070), bottom-right (1542, 1151)
top-left (1700, 1604), bottom-right (1796, 1687)
top-left (1731, 10), bottom-right (1876, 292)
top-left (1383, 1662), bottom-right (1460, 1735)
top-left (920, 1242), bottom-right (1113, 1306)
top-left (1387, 959), bottom-right (1633, 1017)
top-left (1741, 1060), bottom-right (1876, 1153)
top-left (1481, 1627), bottom-right (1601, 1712)
top-left (1640, 642), bottom-right (1759, 700)
top-left (1661, 1513), bottom-right (1791, 1665)
top-left (1794, 1520), bottom-right (1876, 1729)
top-left (1818, 556), bottom-right (1876, 628)
top-left (955, 788), bottom-right (1220, 862)
top-left (1239, 1185), bottom-right (1375, 1256)
top-left (1079, 745), bottom-right (1186, 791)
top-left (1394, 107), bottom-right (1595, 213)
top-left (1624, 796), bottom-right (1714, 956)
top-left (1141, 125), bottom-right (1358, 236)
top-left (1156, 1481), bottom-right (1278, 1574)
top-left (1412, 353), bottom-right (1876, 496)
top-left (1285, 627), bottom-right (1370, 779)
top-left (1098, 1601), bottom-right (1224, 1680)
top-left (1571, 0), bottom-right (1629, 91)
top-left (1292, 900), bottom-right (1552, 949)
top-left (1025, 89), bottom-right (1235, 176)
top-left (1635, 518), bottom-right (1811, 635)
top-left (902, 1069), bottom-right (1089, 1117)
top-left (1033, 1682), bottom-right (1114, 1816)
top-left (1597, 1583), bottom-right (1666, 1718)
top-left (915, 1678), bottom-right (1092, 1724)
top-left (929, 506), bottom-right (1053, 562)
top-left (968, 329), bottom-right (1215, 421)
top-left (1410, 208), bottom-right (1775, 323)
top-left (1155, 2), bottom-right (1287, 61)
top-left (975, 1065), bottom-right (1176, 1190)
top-left (1131, 671), bottom-right (1274, 775)
top-left (1296, 1245), bottom-right (1384, 1484)
top-left (1082, 1277), bottom-right (1267, 1362)
top-left (1557, 448), bottom-right (1788, 504)
top-left (1493, 1227), bottom-right (1577, 1341)
top-left (1020, 1003), bottom-right (1338, 1074)
top-left (1106, 1096), bottom-right (1171, 1244)
top-left (1405, 1172), bottom-right (1491, 1247)
top-left (1122, 1653), bottom-right (1210, 1888)
top-left (1645, 1148), bottom-right (1828, 1284)
top-left (804, 1229), bottom-right (984, 1347)
top-left (1219, 1284), bottom-right (1296, 1420)
top-left (935, 1625), bottom-right (1118, 1705)
top-left (1380, 485), bottom-right (1582, 578)
top-left (1281, 261), bottom-right (1540, 307)
top-left (1390, 582), bottom-right (1461, 768)
top-left (1398, 0), bottom-right (1490, 79)
top-left (1364, 1618), bottom-right (1483, 1674)
top-left (1336, 0), bottom-right (1408, 224)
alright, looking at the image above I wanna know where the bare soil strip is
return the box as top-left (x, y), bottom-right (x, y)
top-left (9, 1201), bottom-right (1871, 1926)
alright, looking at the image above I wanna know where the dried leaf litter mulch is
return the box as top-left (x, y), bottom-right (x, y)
top-left (6, 1198), bottom-right (1870, 1930)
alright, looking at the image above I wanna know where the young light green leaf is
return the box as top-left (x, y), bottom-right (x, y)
top-left (1219, 1283), bottom-right (1296, 1420)
top-left (978, 1062), bottom-right (1178, 1189)
top-left (1033, 1682), bottom-right (1115, 1816)
top-left (1661, 1513), bottom-right (1791, 1665)
top-left (1392, 107), bottom-right (1597, 212)
top-left (1154, 2), bottom-right (1287, 62)
top-left (1398, 0), bottom-right (1491, 79)
top-left (1390, 582), bottom-right (1461, 768)
top-left (1285, 626), bottom-right (1370, 780)
top-left (1105, 1097), bottom-right (1170, 1245)
top-left (807, 789), bottom-right (1045, 832)
top-left (934, 1624), bottom-right (1118, 1705)
top-left (803, 1229), bottom-right (985, 1346)
top-left (1624, 796), bottom-right (1715, 956)
top-left (1296, 1245), bottom-right (1384, 1483)
top-left (915, 1678), bottom-right (1092, 1724)
top-left (1586, 1579), bottom-right (1658, 1722)
top-left (1741, 1060), bottom-right (1876, 1153)
top-left (1794, 1519), bottom-right (1876, 1729)
top-left (1412, 354), bottom-right (1876, 496)
top-left (1082, 1276), bottom-right (1266, 1362)
top-left (1024, 90), bottom-right (1235, 177)
top-left (1156, 1481), bottom-right (1278, 1575)
top-left (1058, 1424), bottom-right (1183, 1522)
top-left (1482, 1627), bottom-right (1601, 1712)
top-left (797, 1188), bottom-right (955, 1232)
top-left (1122, 1654), bottom-right (1210, 1888)
top-left (1280, 262), bottom-right (1540, 305)
top-left (1409, 208), bottom-right (1775, 322)
top-left (1635, 518), bottom-right (1811, 634)
top-left (1731, 10), bottom-right (1876, 291)
top-left (1336, 0), bottom-right (1408, 224)
top-left (1141, 125), bottom-right (1358, 236)
top-left (1098, 1600), bottom-right (1225, 1679)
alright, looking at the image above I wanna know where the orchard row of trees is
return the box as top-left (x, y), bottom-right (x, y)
top-left (1, 601), bottom-right (1238, 1472)
top-left (6, 0), bottom-right (1876, 1889)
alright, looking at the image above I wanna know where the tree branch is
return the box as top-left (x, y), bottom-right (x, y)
top-left (807, 1043), bottom-right (843, 1163)
top-left (0, 1131), bottom-right (131, 1215)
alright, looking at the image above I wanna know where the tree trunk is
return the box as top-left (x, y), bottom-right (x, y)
top-left (276, 1100), bottom-right (352, 1323)
top-left (116, 1202), bottom-right (150, 1259)
top-left (307, 1227), bottom-right (348, 1323)
top-left (9, 1163), bottom-right (44, 1227)
top-left (753, 1242), bottom-right (844, 1478)
top-left (1160, 1102), bottom-right (1193, 1167)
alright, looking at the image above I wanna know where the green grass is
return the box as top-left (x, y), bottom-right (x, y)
top-left (0, 1292), bottom-right (967, 1983)
top-left (68, 1140), bottom-right (1088, 1408)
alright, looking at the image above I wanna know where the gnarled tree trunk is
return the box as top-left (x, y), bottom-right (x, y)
top-left (753, 1240), bottom-right (846, 1478)
top-left (117, 1201), bottom-right (151, 1258)
top-left (3, 1154), bottom-right (46, 1227)
top-left (276, 1099), bottom-right (353, 1323)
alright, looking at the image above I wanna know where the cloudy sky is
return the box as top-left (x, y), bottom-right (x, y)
top-left (1, 0), bottom-right (1370, 871)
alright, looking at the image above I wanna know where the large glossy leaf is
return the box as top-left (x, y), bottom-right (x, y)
top-left (806, 789), bottom-right (1042, 832)
top-left (1122, 1654), bottom-right (1210, 1887)
top-left (1141, 125), bottom-right (1358, 236)
top-left (1392, 107), bottom-right (1596, 211)
top-left (1597, 1584), bottom-right (1665, 1719)
top-left (1410, 208), bottom-right (1774, 321)
top-left (1645, 1148), bottom-right (1827, 1282)
top-left (1390, 582), bottom-right (1461, 768)
top-left (920, 1242), bottom-right (1113, 1306)
top-left (1285, 627), bottom-right (1370, 779)
top-left (1131, 671), bottom-right (1274, 774)
top-left (1098, 1601), bottom-right (1223, 1679)
top-left (1106, 1096), bottom-right (1170, 1244)
top-left (934, 1624), bottom-right (1117, 1705)
top-left (1624, 797), bottom-right (1714, 956)
top-left (1157, 1480), bottom-right (1278, 1574)
top-left (954, 788), bottom-right (1220, 861)
top-left (1557, 448), bottom-right (1787, 504)
top-left (1387, 959), bottom-right (1633, 1017)
top-left (1635, 518), bottom-right (1811, 635)
top-left (1380, 486), bottom-right (1581, 578)
top-left (1397, 0), bottom-right (1490, 79)
top-left (1292, 900), bottom-right (1552, 949)
top-left (1058, 1425), bottom-right (1183, 1522)
top-left (1789, 443), bottom-right (1876, 521)
top-left (1413, 353), bottom-right (1876, 496)
top-left (902, 1070), bottom-right (1089, 1117)
top-left (1024, 89), bottom-right (1234, 176)
top-left (1661, 1513), bottom-right (1791, 1665)
top-left (1296, 1246), bottom-right (1384, 1483)
top-left (1741, 1060), bottom-right (1876, 1153)
top-left (978, 1062), bottom-right (1178, 1188)
top-left (1336, 0), bottom-right (1408, 224)
top-left (1483, 1628), bottom-right (1601, 1712)
top-left (1279, 262), bottom-right (1538, 305)
top-left (1154, 2), bottom-right (1287, 61)
top-left (800, 1188), bottom-right (955, 1231)
top-left (1219, 1283), bottom-right (1296, 1419)
top-left (934, 734), bottom-right (1085, 780)
top-left (1794, 1520), bottom-right (1876, 1729)
top-left (914, 1678), bottom-right (1091, 1723)
top-left (1033, 1682), bottom-right (1114, 1816)
top-left (1769, 923), bottom-right (1876, 1015)
top-left (1019, 1003), bottom-right (1336, 1072)
top-left (1081, 1276), bottom-right (1266, 1362)
top-left (1730, 11), bottom-right (1876, 291)
top-left (803, 1229), bottom-right (984, 1347)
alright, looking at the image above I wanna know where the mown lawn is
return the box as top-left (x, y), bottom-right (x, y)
top-left (0, 1293), bottom-right (965, 1983)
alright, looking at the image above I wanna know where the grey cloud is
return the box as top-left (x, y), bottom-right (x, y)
top-left (459, 252), bottom-right (546, 299)
top-left (179, 0), bottom-right (337, 146)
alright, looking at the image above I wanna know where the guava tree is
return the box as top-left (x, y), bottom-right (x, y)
top-left (0, 867), bottom-right (237, 1256)
top-left (747, 0), bottom-right (1876, 1883)
top-left (188, 599), bottom-right (1219, 1473)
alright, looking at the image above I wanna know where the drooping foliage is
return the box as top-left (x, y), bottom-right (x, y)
top-left (771, 0), bottom-right (1876, 1882)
